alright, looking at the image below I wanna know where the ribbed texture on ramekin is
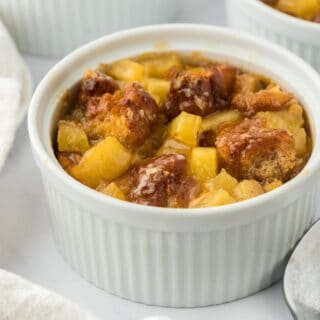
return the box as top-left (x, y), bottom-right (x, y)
top-left (43, 176), bottom-right (318, 307)
top-left (227, 0), bottom-right (320, 72)
top-left (0, 0), bottom-right (176, 57)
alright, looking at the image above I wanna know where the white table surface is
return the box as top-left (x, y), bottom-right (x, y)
top-left (0, 0), bottom-right (295, 319)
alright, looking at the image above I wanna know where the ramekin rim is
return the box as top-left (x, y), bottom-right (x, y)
top-left (28, 23), bottom-right (320, 218)
top-left (245, 0), bottom-right (320, 31)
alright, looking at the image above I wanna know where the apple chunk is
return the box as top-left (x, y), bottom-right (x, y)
top-left (70, 136), bottom-right (132, 188)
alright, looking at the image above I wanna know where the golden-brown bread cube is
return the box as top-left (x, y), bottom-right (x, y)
top-left (102, 182), bottom-right (126, 200)
top-left (70, 136), bottom-right (132, 188)
top-left (171, 176), bottom-right (200, 208)
top-left (213, 65), bottom-right (237, 105)
top-left (263, 179), bottom-right (283, 192)
top-left (231, 86), bottom-right (292, 117)
top-left (57, 120), bottom-right (90, 153)
top-left (189, 189), bottom-right (236, 208)
top-left (85, 82), bottom-right (160, 150)
top-left (234, 73), bottom-right (267, 94)
top-left (233, 180), bottom-right (264, 201)
top-left (164, 67), bottom-right (215, 119)
top-left (80, 69), bottom-right (119, 105)
top-left (114, 161), bottom-right (200, 208)
top-left (204, 169), bottom-right (238, 195)
top-left (107, 59), bottom-right (145, 82)
top-left (85, 90), bottom-right (120, 120)
top-left (128, 153), bottom-right (188, 207)
top-left (189, 147), bottom-right (218, 182)
top-left (103, 103), bottom-right (150, 149)
top-left (255, 103), bottom-right (307, 156)
top-left (102, 109), bottom-right (150, 150)
top-left (164, 65), bottom-right (236, 119)
top-left (215, 119), bottom-right (299, 182)
top-left (120, 82), bottom-right (159, 124)
top-left (276, 0), bottom-right (320, 20)
top-left (168, 111), bottom-right (202, 146)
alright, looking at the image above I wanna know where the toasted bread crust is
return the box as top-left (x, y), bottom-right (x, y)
top-left (80, 70), bottom-right (119, 105)
top-left (128, 154), bottom-right (187, 207)
top-left (84, 82), bottom-right (160, 150)
top-left (216, 119), bottom-right (299, 182)
top-left (231, 88), bottom-right (292, 117)
top-left (164, 65), bottom-right (236, 119)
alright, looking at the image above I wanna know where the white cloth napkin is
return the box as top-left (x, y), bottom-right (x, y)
top-left (0, 78), bottom-right (21, 170)
top-left (0, 19), bottom-right (32, 172)
top-left (0, 21), bottom-right (98, 320)
top-left (0, 269), bottom-right (98, 320)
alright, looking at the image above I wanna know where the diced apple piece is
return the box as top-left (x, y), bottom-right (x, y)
top-left (201, 110), bottom-right (241, 132)
top-left (102, 182), bottom-right (126, 200)
top-left (256, 111), bottom-right (288, 131)
top-left (204, 169), bottom-right (238, 194)
top-left (288, 102), bottom-right (304, 118)
top-left (168, 111), bottom-right (202, 146)
top-left (108, 59), bottom-right (144, 82)
top-left (156, 137), bottom-right (191, 157)
top-left (263, 179), bottom-right (283, 192)
top-left (189, 189), bottom-right (235, 208)
top-left (145, 78), bottom-right (170, 105)
top-left (294, 128), bottom-right (308, 157)
top-left (233, 180), bottom-right (264, 201)
top-left (70, 136), bottom-right (132, 188)
top-left (57, 120), bottom-right (90, 153)
top-left (255, 104), bottom-right (304, 136)
top-left (189, 147), bottom-right (218, 182)
top-left (142, 54), bottom-right (182, 78)
top-left (283, 103), bottom-right (305, 132)
top-left (210, 189), bottom-right (236, 206)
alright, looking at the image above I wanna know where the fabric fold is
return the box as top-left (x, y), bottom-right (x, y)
top-left (0, 19), bottom-right (32, 172)
top-left (0, 269), bottom-right (98, 320)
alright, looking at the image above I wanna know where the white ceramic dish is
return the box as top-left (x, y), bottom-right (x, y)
top-left (0, 0), bottom-right (177, 57)
top-left (28, 24), bottom-right (320, 307)
top-left (226, 0), bottom-right (320, 72)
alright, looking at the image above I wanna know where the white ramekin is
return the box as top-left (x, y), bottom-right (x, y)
top-left (28, 24), bottom-right (320, 307)
top-left (0, 0), bottom-right (177, 57)
top-left (226, 0), bottom-right (320, 72)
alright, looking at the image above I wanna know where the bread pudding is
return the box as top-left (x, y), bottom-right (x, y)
top-left (55, 52), bottom-right (311, 208)
top-left (261, 0), bottom-right (320, 23)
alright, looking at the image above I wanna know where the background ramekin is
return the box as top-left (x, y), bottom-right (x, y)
top-left (226, 0), bottom-right (320, 72)
top-left (0, 0), bottom-right (177, 57)
top-left (28, 24), bottom-right (320, 307)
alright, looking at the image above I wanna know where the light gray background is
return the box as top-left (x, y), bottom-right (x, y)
top-left (0, 0), bottom-right (293, 319)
